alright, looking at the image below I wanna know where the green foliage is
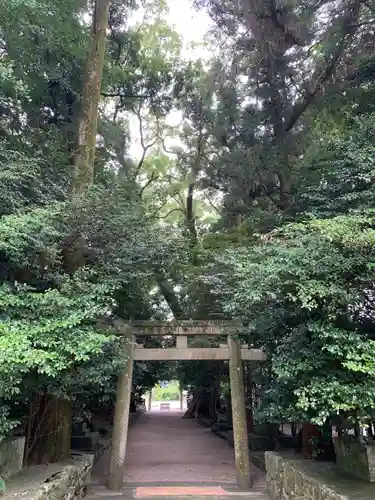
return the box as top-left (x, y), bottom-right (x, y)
top-left (153, 381), bottom-right (180, 401)
top-left (0, 179), bottom-right (161, 440)
top-left (0, 271), bottom-right (119, 440)
top-left (0, 279), bottom-right (114, 381)
top-left (299, 113), bottom-right (375, 216)
top-left (0, 476), bottom-right (6, 495)
top-left (0, 147), bottom-right (66, 216)
top-left (132, 362), bottom-right (174, 398)
top-left (213, 213), bottom-right (375, 424)
top-left (0, 407), bottom-right (18, 441)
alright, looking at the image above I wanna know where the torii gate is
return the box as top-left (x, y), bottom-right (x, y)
top-left (106, 321), bottom-right (267, 491)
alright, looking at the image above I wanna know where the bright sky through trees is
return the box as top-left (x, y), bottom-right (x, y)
top-left (128, 0), bottom-right (212, 159)
top-left (166, 0), bottom-right (212, 57)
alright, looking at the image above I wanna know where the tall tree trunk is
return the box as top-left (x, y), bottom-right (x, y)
top-left (30, 0), bottom-right (111, 464)
top-left (25, 392), bottom-right (72, 464)
top-left (154, 269), bottom-right (185, 319)
top-left (73, 0), bottom-right (111, 193)
top-left (183, 387), bottom-right (204, 419)
top-left (185, 130), bottom-right (204, 264)
top-left (186, 182), bottom-right (198, 263)
top-left (302, 423), bottom-right (320, 458)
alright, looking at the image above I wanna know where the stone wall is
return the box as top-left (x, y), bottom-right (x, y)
top-left (334, 436), bottom-right (375, 482)
top-left (0, 437), bottom-right (25, 479)
top-left (3, 453), bottom-right (94, 500)
top-left (30, 453), bottom-right (94, 500)
top-left (266, 451), bottom-right (349, 500)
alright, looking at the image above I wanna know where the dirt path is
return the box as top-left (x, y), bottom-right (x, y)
top-left (88, 411), bottom-right (267, 498)
top-left (124, 411), bottom-right (237, 483)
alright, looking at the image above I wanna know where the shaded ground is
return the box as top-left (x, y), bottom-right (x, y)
top-left (88, 410), bottom-right (267, 498)
top-left (124, 411), bottom-right (237, 483)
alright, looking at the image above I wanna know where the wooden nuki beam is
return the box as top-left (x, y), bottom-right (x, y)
top-left (133, 346), bottom-right (266, 361)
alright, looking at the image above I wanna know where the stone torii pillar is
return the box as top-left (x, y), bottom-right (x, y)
top-left (228, 336), bottom-right (252, 489)
top-left (107, 332), bottom-right (135, 490)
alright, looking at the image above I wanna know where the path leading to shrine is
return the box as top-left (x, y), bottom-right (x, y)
top-left (87, 411), bottom-right (268, 499)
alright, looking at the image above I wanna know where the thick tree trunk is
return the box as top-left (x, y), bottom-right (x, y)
top-left (154, 270), bottom-right (185, 318)
top-left (179, 384), bottom-right (184, 411)
top-left (186, 182), bottom-right (199, 264)
top-left (73, 0), bottom-right (111, 193)
top-left (302, 422), bottom-right (320, 458)
top-left (182, 387), bottom-right (203, 419)
top-left (25, 393), bottom-right (72, 465)
top-left (225, 391), bottom-right (233, 427)
top-left (209, 382), bottom-right (220, 422)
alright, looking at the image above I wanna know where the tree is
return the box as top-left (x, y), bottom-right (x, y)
top-left (26, 0), bottom-right (113, 463)
top-left (73, 0), bottom-right (112, 193)
top-left (194, 0), bottom-right (374, 221)
top-left (210, 213), bottom-right (375, 428)
top-left (0, 0), bottom-right (178, 461)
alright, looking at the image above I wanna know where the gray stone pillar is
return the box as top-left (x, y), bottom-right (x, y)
top-left (180, 386), bottom-right (183, 411)
top-left (228, 335), bottom-right (252, 489)
top-left (107, 334), bottom-right (134, 490)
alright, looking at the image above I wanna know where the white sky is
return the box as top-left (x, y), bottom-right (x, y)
top-left (165, 0), bottom-right (212, 59)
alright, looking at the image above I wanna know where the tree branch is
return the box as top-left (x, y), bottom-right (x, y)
top-left (139, 171), bottom-right (159, 199)
top-left (101, 92), bottom-right (150, 99)
top-left (149, 199), bottom-right (169, 218)
top-left (154, 270), bottom-right (185, 319)
top-left (133, 103), bottom-right (158, 178)
top-left (203, 192), bottom-right (221, 213)
top-left (155, 207), bottom-right (185, 219)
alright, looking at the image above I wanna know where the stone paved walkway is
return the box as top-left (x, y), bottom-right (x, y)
top-left (87, 411), bottom-right (268, 499)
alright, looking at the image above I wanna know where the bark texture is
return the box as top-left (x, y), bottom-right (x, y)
top-left (25, 392), bottom-right (72, 465)
top-left (73, 0), bottom-right (111, 193)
